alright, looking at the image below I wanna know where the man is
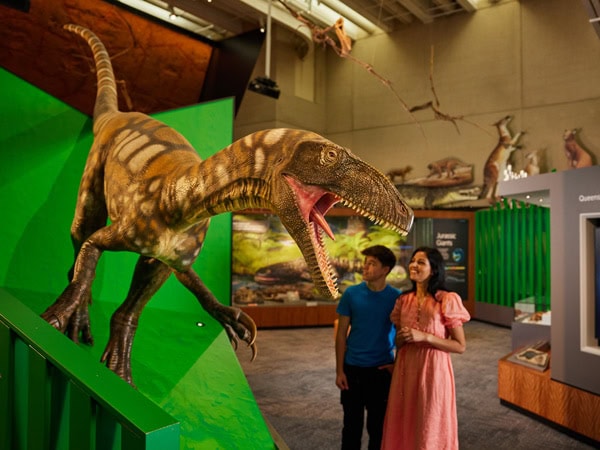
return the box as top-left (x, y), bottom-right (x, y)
top-left (335, 245), bottom-right (400, 450)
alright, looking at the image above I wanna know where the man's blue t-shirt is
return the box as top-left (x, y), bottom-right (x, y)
top-left (336, 282), bottom-right (400, 367)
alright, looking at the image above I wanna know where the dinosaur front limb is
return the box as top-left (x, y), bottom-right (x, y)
top-left (42, 240), bottom-right (102, 343)
top-left (175, 269), bottom-right (258, 361)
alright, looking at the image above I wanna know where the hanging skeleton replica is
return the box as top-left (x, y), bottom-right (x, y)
top-left (41, 25), bottom-right (414, 386)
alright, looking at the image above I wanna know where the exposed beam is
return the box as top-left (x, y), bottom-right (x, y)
top-left (455, 0), bottom-right (478, 13)
top-left (396, 0), bottom-right (433, 24)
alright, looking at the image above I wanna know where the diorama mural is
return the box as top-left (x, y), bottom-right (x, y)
top-left (232, 212), bottom-right (470, 306)
top-left (232, 212), bottom-right (410, 306)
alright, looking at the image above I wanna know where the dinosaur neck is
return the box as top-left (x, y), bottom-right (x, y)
top-left (177, 137), bottom-right (278, 224)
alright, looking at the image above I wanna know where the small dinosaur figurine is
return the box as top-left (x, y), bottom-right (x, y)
top-left (42, 24), bottom-right (414, 386)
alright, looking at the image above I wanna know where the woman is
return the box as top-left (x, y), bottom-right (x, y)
top-left (381, 247), bottom-right (470, 450)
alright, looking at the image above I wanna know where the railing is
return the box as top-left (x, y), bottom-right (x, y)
top-left (0, 289), bottom-right (180, 450)
top-left (475, 199), bottom-right (551, 311)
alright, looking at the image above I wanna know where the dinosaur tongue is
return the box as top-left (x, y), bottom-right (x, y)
top-left (310, 208), bottom-right (335, 240)
top-left (285, 175), bottom-right (337, 240)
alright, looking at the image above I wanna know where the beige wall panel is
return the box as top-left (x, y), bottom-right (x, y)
top-left (350, 29), bottom-right (432, 130)
top-left (521, 0), bottom-right (600, 106)
top-left (425, 3), bottom-right (522, 114)
top-left (324, 53), bottom-right (355, 134)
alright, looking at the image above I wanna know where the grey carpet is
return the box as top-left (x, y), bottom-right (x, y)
top-left (238, 320), bottom-right (597, 450)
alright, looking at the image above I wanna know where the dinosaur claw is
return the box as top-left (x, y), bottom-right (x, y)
top-left (41, 311), bottom-right (63, 331)
top-left (249, 342), bottom-right (258, 362)
top-left (238, 311), bottom-right (257, 347)
top-left (227, 310), bottom-right (257, 361)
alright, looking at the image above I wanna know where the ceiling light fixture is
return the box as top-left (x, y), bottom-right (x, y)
top-left (114, 0), bottom-right (224, 39)
top-left (167, 4), bottom-right (177, 20)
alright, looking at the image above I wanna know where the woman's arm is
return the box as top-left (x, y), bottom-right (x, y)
top-left (398, 325), bottom-right (466, 354)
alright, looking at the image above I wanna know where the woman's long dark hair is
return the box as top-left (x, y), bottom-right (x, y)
top-left (406, 246), bottom-right (447, 300)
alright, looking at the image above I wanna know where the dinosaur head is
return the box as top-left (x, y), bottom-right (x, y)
top-left (264, 129), bottom-right (413, 299)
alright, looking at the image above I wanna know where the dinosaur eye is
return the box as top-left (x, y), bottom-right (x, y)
top-left (320, 148), bottom-right (338, 165)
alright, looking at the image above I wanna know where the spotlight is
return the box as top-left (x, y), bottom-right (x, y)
top-left (248, 76), bottom-right (280, 99)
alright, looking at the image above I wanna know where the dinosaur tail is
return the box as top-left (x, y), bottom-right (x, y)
top-left (64, 24), bottom-right (118, 133)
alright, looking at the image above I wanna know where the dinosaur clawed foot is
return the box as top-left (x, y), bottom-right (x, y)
top-left (41, 285), bottom-right (94, 345)
top-left (101, 327), bottom-right (136, 387)
top-left (220, 308), bottom-right (258, 361)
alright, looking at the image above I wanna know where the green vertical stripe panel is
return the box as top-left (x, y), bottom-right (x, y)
top-left (527, 205), bottom-right (534, 303)
top-left (535, 208), bottom-right (544, 308)
top-left (499, 201), bottom-right (506, 305)
top-left (490, 204), bottom-right (498, 304)
top-left (504, 198), bottom-right (513, 306)
top-left (121, 426), bottom-right (144, 450)
top-left (0, 322), bottom-right (12, 450)
top-left (512, 200), bottom-right (520, 302)
top-left (475, 201), bottom-right (550, 310)
top-left (70, 381), bottom-right (94, 450)
top-left (97, 407), bottom-right (120, 450)
top-left (519, 202), bottom-right (527, 301)
top-left (28, 346), bottom-right (50, 450)
top-left (544, 207), bottom-right (551, 310)
top-left (513, 201), bottom-right (519, 301)
top-left (50, 368), bottom-right (70, 450)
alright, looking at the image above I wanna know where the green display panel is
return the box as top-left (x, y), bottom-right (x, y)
top-left (475, 198), bottom-right (550, 311)
top-left (0, 69), bottom-right (231, 313)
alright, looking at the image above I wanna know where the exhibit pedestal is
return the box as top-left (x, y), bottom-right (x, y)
top-left (498, 352), bottom-right (600, 444)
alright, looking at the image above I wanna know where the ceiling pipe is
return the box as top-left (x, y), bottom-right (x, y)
top-left (248, 0), bottom-right (281, 99)
top-left (265, 0), bottom-right (272, 78)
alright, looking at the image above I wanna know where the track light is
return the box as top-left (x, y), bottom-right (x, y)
top-left (248, 76), bottom-right (280, 99)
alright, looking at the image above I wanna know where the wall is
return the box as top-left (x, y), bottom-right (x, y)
top-left (235, 0), bottom-right (600, 186)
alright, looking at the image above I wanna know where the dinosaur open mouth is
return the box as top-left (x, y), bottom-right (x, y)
top-left (284, 175), bottom-right (340, 297)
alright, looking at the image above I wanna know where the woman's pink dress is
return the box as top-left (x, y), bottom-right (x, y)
top-left (381, 290), bottom-right (470, 450)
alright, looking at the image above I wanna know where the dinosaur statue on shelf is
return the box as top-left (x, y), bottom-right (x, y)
top-left (41, 24), bottom-right (414, 386)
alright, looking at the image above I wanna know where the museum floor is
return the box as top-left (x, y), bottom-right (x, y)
top-left (238, 320), bottom-right (596, 450)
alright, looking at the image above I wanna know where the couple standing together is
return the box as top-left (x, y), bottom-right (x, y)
top-left (335, 245), bottom-right (470, 450)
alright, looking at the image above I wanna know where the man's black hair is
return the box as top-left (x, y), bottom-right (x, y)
top-left (361, 245), bottom-right (397, 271)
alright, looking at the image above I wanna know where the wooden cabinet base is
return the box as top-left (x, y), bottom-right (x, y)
top-left (498, 353), bottom-right (600, 443)
top-left (240, 304), bottom-right (337, 328)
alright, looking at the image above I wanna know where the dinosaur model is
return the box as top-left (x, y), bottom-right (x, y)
top-left (42, 24), bottom-right (414, 386)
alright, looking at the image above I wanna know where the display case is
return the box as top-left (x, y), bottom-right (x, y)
top-left (498, 167), bottom-right (600, 440)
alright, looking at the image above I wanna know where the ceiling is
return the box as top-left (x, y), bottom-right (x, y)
top-left (117, 0), bottom-right (480, 41)
top-left (0, 0), bottom-right (479, 116)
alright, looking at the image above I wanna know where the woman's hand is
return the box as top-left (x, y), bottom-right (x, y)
top-left (397, 326), bottom-right (428, 345)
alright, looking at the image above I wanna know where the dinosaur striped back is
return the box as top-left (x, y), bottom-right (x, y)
top-left (64, 24), bottom-right (118, 134)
